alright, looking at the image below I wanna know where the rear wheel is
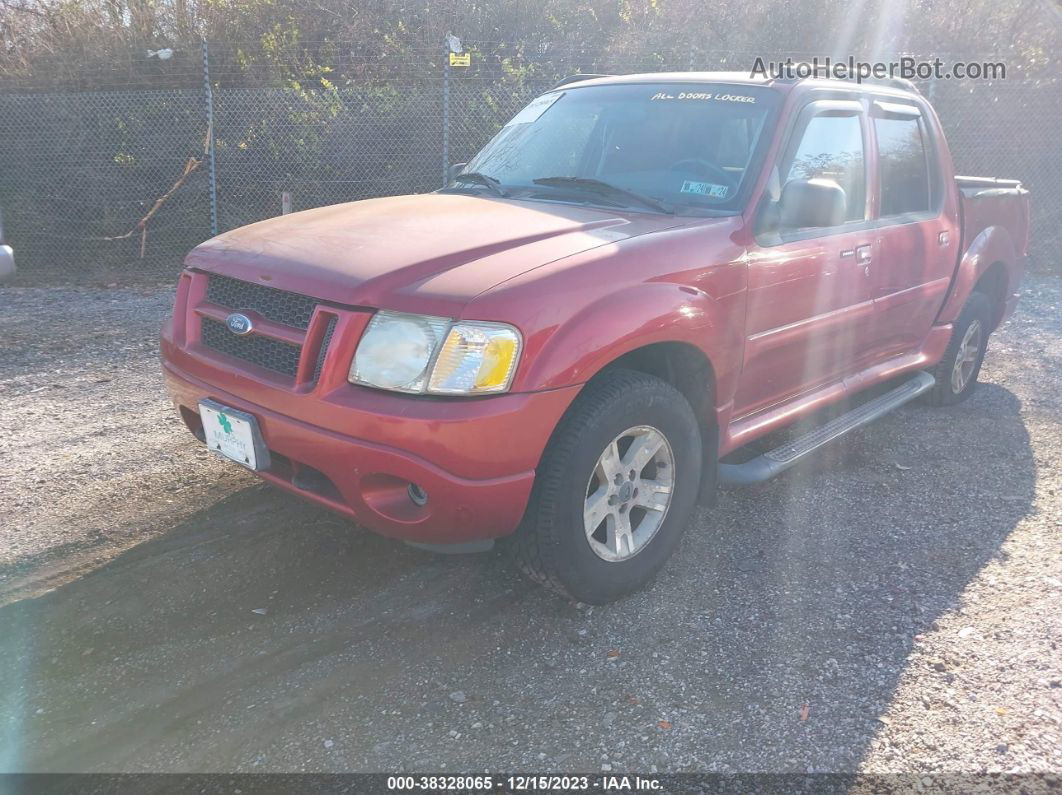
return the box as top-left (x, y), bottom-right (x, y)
top-left (510, 369), bottom-right (702, 603)
top-left (924, 291), bottom-right (993, 406)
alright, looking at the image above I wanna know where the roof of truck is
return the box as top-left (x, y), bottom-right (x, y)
top-left (558, 71), bottom-right (922, 100)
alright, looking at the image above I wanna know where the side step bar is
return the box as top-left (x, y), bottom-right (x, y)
top-left (719, 371), bottom-right (936, 486)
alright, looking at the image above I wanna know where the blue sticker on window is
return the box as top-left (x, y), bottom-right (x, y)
top-left (680, 180), bottom-right (729, 198)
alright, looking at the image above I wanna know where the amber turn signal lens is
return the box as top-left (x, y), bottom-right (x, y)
top-left (428, 322), bottom-right (522, 394)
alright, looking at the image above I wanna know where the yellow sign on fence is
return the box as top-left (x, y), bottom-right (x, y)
top-left (449, 52), bottom-right (471, 67)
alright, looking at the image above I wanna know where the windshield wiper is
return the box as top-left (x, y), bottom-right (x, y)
top-left (532, 176), bottom-right (674, 214)
top-left (449, 171), bottom-right (508, 198)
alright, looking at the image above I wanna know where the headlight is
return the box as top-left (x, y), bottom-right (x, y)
top-left (349, 312), bottom-right (451, 392)
top-left (349, 311), bottom-right (522, 395)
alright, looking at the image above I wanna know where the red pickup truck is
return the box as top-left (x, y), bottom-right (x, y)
top-left (162, 72), bottom-right (1029, 603)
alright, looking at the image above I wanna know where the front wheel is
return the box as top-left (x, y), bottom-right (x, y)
top-left (510, 369), bottom-right (702, 603)
top-left (924, 291), bottom-right (993, 406)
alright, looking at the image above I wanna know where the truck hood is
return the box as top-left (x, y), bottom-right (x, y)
top-left (185, 193), bottom-right (682, 313)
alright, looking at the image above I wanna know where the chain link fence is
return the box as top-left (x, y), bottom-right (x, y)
top-left (0, 89), bottom-right (211, 280)
top-left (0, 47), bottom-right (1057, 284)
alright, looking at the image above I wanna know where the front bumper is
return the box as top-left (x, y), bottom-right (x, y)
top-left (163, 358), bottom-right (579, 543)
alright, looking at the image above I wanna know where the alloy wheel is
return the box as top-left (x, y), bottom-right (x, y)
top-left (951, 319), bottom-right (982, 394)
top-left (583, 425), bottom-right (675, 562)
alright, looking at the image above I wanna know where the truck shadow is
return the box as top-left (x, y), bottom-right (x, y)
top-left (0, 383), bottom-right (1034, 773)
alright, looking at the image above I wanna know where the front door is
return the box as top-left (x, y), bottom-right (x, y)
top-left (735, 99), bottom-right (878, 418)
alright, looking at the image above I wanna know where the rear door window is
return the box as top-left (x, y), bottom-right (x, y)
top-left (874, 114), bottom-right (932, 216)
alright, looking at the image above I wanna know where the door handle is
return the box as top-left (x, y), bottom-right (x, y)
top-left (840, 245), bottom-right (873, 264)
top-left (840, 245), bottom-right (872, 275)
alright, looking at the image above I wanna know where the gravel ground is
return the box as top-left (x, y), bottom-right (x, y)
top-left (0, 278), bottom-right (1059, 779)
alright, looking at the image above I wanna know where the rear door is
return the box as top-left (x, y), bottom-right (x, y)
top-left (735, 99), bottom-right (878, 418)
top-left (867, 100), bottom-right (959, 357)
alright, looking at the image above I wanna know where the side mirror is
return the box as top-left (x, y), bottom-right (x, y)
top-left (445, 162), bottom-right (467, 183)
top-left (779, 178), bottom-right (846, 229)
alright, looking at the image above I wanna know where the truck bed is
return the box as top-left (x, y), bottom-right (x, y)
top-left (956, 175), bottom-right (1030, 261)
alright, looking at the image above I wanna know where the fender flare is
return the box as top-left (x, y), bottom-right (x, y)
top-left (935, 225), bottom-right (1017, 326)
top-left (513, 281), bottom-right (726, 393)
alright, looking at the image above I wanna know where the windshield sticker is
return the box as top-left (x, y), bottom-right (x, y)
top-left (505, 92), bottom-right (564, 126)
top-left (680, 180), bottom-right (729, 198)
top-left (650, 91), bottom-right (756, 103)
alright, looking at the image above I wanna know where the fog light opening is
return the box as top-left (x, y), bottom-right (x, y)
top-left (407, 482), bottom-right (429, 507)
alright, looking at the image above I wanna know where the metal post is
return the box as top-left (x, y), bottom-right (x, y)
top-left (442, 41), bottom-right (451, 188)
top-left (202, 39), bottom-right (219, 236)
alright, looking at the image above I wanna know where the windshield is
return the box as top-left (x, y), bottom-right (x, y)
top-left (457, 82), bottom-right (779, 214)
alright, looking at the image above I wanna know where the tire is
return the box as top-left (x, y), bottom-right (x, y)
top-left (509, 369), bottom-right (702, 604)
top-left (924, 291), bottom-right (993, 406)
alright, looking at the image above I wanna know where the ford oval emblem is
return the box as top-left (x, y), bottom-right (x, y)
top-left (226, 312), bottom-right (253, 335)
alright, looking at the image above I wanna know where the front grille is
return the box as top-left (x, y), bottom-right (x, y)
top-left (206, 275), bottom-right (317, 330)
top-left (201, 317), bottom-right (301, 377)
